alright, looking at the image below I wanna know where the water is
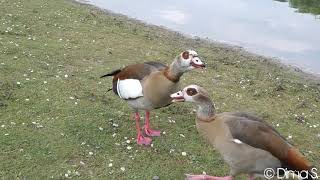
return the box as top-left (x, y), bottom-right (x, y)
top-left (81, 0), bottom-right (320, 74)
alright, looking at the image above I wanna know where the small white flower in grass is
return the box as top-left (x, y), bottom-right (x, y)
top-left (115, 143), bottom-right (120, 146)
top-left (88, 151), bottom-right (93, 155)
top-left (288, 135), bottom-right (292, 139)
top-left (75, 171), bottom-right (80, 176)
top-left (203, 171), bottom-right (207, 175)
top-left (126, 140), bottom-right (130, 144)
top-left (69, 96), bottom-right (74, 100)
top-left (10, 122), bottom-right (15, 125)
top-left (124, 137), bottom-right (128, 139)
top-left (112, 133), bottom-right (116, 137)
top-left (276, 123), bottom-right (280, 127)
top-left (4, 133), bottom-right (9, 136)
top-left (179, 134), bottom-right (185, 138)
top-left (233, 139), bottom-right (243, 144)
top-left (64, 74), bottom-right (68, 78)
top-left (99, 127), bottom-right (103, 131)
top-left (46, 99), bottom-right (50, 101)
top-left (1, 63), bottom-right (4, 65)
top-left (43, 81), bottom-right (47, 84)
top-left (127, 146), bottom-right (132, 150)
top-left (25, 99), bottom-right (29, 101)
top-left (120, 167), bottom-right (125, 172)
top-left (162, 131), bottom-right (166, 135)
top-left (98, 81), bottom-right (101, 84)
top-left (80, 161), bottom-right (85, 165)
top-left (13, 56), bottom-right (18, 59)
top-left (112, 123), bottom-right (119, 127)
top-left (181, 152), bottom-right (187, 156)
top-left (17, 82), bottom-right (21, 85)
top-left (64, 174), bottom-right (69, 178)
top-left (108, 163), bottom-right (113, 167)
top-left (26, 78), bottom-right (30, 81)
top-left (151, 143), bottom-right (154, 147)
top-left (1, 125), bottom-right (5, 128)
top-left (75, 102), bottom-right (78, 105)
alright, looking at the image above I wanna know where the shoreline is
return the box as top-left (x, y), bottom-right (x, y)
top-left (74, 0), bottom-right (320, 83)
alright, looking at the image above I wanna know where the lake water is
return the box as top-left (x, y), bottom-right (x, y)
top-left (81, 0), bottom-right (320, 74)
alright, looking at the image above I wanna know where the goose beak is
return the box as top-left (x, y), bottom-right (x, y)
top-left (191, 61), bottom-right (206, 69)
top-left (170, 91), bottom-right (185, 102)
top-left (190, 57), bottom-right (206, 69)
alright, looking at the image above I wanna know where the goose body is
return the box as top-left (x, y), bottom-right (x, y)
top-left (171, 85), bottom-right (315, 180)
top-left (101, 51), bottom-right (205, 145)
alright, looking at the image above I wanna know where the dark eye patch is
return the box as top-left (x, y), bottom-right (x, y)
top-left (182, 51), bottom-right (189, 59)
top-left (186, 88), bottom-right (198, 96)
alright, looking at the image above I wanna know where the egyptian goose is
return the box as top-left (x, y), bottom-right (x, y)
top-left (101, 50), bottom-right (205, 145)
top-left (171, 85), bottom-right (316, 180)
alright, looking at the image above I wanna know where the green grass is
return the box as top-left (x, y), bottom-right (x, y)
top-left (0, 0), bottom-right (319, 179)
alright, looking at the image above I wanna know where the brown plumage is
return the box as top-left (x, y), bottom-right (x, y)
top-left (105, 62), bottom-right (166, 96)
top-left (171, 85), bottom-right (315, 180)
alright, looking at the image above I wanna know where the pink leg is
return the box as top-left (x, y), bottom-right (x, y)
top-left (135, 112), bottom-right (152, 145)
top-left (144, 111), bottom-right (161, 137)
top-left (247, 174), bottom-right (254, 180)
top-left (185, 174), bottom-right (234, 180)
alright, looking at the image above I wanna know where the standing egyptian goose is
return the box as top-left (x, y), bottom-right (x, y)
top-left (171, 85), bottom-right (316, 180)
top-left (101, 50), bottom-right (205, 145)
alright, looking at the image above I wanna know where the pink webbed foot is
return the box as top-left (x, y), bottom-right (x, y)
top-left (186, 174), bottom-right (233, 180)
top-left (137, 134), bottom-right (152, 145)
top-left (144, 111), bottom-right (161, 137)
top-left (145, 127), bottom-right (161, 137)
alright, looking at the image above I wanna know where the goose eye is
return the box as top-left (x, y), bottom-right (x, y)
top-left (186, 88), bottom-right (198, 96)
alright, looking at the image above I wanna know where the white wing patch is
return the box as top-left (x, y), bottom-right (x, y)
top-left (117, 79), bottom-right (143, 99)
top-left (232, 139), bottom-right (243, 144)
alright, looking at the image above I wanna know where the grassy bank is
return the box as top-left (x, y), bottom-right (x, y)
top-left (0, 0), bottom-right (319, 179)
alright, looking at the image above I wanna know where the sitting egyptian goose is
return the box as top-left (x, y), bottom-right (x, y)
top-left (171, 85), bottom-right (315, 180)
top-left (101, 51), bottom-right (205, 145)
